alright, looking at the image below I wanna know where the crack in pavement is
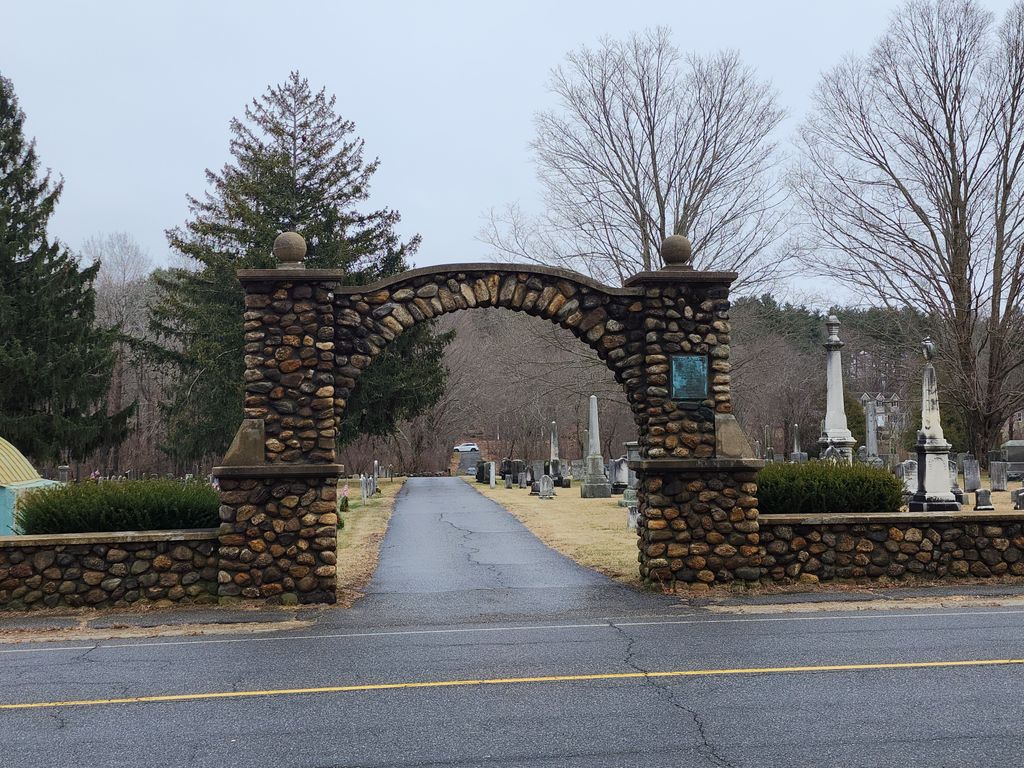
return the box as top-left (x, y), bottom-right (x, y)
top-left (609, 622), bottom-right (737, 768)
top-left (47, 710), bottom-right (67, 730)
top-left (437, 511), bottom-right (509, 587)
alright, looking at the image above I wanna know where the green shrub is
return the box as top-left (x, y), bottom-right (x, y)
top-left (756, 462), bottom-right (904, 515)
top-left (15, 480), bottom-right (219, 534)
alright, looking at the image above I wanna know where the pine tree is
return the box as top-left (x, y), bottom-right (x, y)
top-left (0, 75), bottom-right (130, 463)
top-left (151, 72), bottom-right (450, 463)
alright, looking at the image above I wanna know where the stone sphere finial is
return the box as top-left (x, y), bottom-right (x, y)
top-left (273, 231), bottom-right (307, 267)
top-left (660, 235), bottom-right (692, 268)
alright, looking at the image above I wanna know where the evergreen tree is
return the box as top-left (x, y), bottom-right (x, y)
top-left (0, 75), bottom-right (130, 462)
top-left (151, 72), bottom-right (450, 463)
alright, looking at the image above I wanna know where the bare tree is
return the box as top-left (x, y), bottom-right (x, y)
top-left (795, 0), bottom-right (1024, 458)
top-left (484, 28), bottom-right (788, 287)
top-left (83, 233), bottom-right (169, 475)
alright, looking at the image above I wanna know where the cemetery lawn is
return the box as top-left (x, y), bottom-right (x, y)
top-left (336, 477), bottom-right (407, 607)
top-left (462, 477), bottom-right (642, 588)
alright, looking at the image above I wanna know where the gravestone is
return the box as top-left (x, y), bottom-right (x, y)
top-left (963, 457), bottom-right (981, 492)
top-left (539, 475), bottom-right (555, 499)
top-left (898, 460), bottom-right (917, 494)
top-left (518, 472), bottom-right (528, 489)
top-left (626, 505), bottom-right (639, 531)
top-left (530, 481), bottom-right (540, 496)
top-left (818, 316), bottom-right (857, 463)
top-left (504, 474), bottom-right (513, 489)
top-left (974, 488), bottom-right (995, 511)
top-left (990, 461), bottom-right (1008, 491)
top-left (1013, 488), bottom-right (1024, 510)
top-left (624, 441), bottom-right (640, 488)
top-left (619, 487), bottom-right (638, 508)
top-left (531, 460), bottom-right (545, 484)
top-left (609, 457), bottom-right (629, 494)
top-left (489, 462), bottom-right (496, 489)
top-left (580, 394), bottom-right (611, 498)
top-left (549, 421), bottom-right (561, 479)
top-left (949, 459), bottom-right (964, 504)
top-left (865, 400), bottom-right (880, 459)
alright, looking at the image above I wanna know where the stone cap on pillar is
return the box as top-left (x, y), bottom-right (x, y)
top-left (212, 463), bottom-right (344, 479)
top-left (623, 235), bottom-right (737, 286)
top-left (627, 457), bottom-right (765, 472)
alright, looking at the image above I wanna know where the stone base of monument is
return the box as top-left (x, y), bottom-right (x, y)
top-left (580, 478), bottom-right (612, 498)
top-left (580, 454), bottom-right (611, 498)
top-left (909, 494), bottom-right (962, 513)
top-left (910, 439), bottom-right (961, 512)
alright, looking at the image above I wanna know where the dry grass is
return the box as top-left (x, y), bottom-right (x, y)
top-left (462, 476), bottom-right (642, 587)
top-left (336, 477), bottom-right (407, 607)
top-left (465, 475), bottom-right (1024, 599)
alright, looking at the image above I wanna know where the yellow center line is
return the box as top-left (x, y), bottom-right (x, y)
top-left (3, 658), bottom-right (1022, 711)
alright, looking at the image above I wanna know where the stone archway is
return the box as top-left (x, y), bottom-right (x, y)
top-left (213, 233), bottom-right (764, 604)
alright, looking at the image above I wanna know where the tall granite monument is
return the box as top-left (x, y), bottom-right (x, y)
top-left (580, 395), bottom-right (611, 498)
top-left (818, 315), bottom-right (857, 463)
top-left (909, 337), bottom-right (960, 512)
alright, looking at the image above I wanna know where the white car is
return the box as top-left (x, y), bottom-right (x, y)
top-left (453, 443), bottom-right (480, 453)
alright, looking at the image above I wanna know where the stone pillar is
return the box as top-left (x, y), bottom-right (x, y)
top-left (818, 315), bottom-right (856, 463)
top-left (580, 395), bottom-right (611, 498)
top-left (625, 236), bottom-right (764, 589)
top-left (909, 339), bottom-right (959, 512)
top-left (865, 400), bottom-right (879, 457)
top-left (213, 232), bottom-right (342, 604)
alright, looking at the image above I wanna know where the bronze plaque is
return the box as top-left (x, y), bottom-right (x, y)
top-left (670, 355), bottom-right (708, 400)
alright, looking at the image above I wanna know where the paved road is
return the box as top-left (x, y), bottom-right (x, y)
top-left (2, 478), bottom-right (1024, 767)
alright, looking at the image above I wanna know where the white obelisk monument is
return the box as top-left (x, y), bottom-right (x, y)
top-left (580, 395), bottom-right (611, 498)
top-left (818, 315), bottom-right (857, 463)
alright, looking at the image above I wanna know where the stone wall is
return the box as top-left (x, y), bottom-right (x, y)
top-left (0, 530), bottom-right (218, 610)
top-left (760, 514), bottom-right (1024, 583)
top-left (216, 470), bottom-right (338, 604)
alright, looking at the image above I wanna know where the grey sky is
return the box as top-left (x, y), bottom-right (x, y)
top-left (5, 0), bottom-right (1016, 273)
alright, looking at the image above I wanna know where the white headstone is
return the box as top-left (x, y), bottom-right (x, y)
top-left (489, 461), bottom-right (496, 489)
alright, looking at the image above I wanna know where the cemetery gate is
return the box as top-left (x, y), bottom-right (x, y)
top-left (212, 232), bottom-right (763, 603)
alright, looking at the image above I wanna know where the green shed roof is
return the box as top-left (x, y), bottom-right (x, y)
top-left (0, 437), bottom-right (41, 486)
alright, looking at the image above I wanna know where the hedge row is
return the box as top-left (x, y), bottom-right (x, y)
top-left (15, 480), bottom-right (219, 534)
top-left (756, 462), bottom-right (904, 515)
